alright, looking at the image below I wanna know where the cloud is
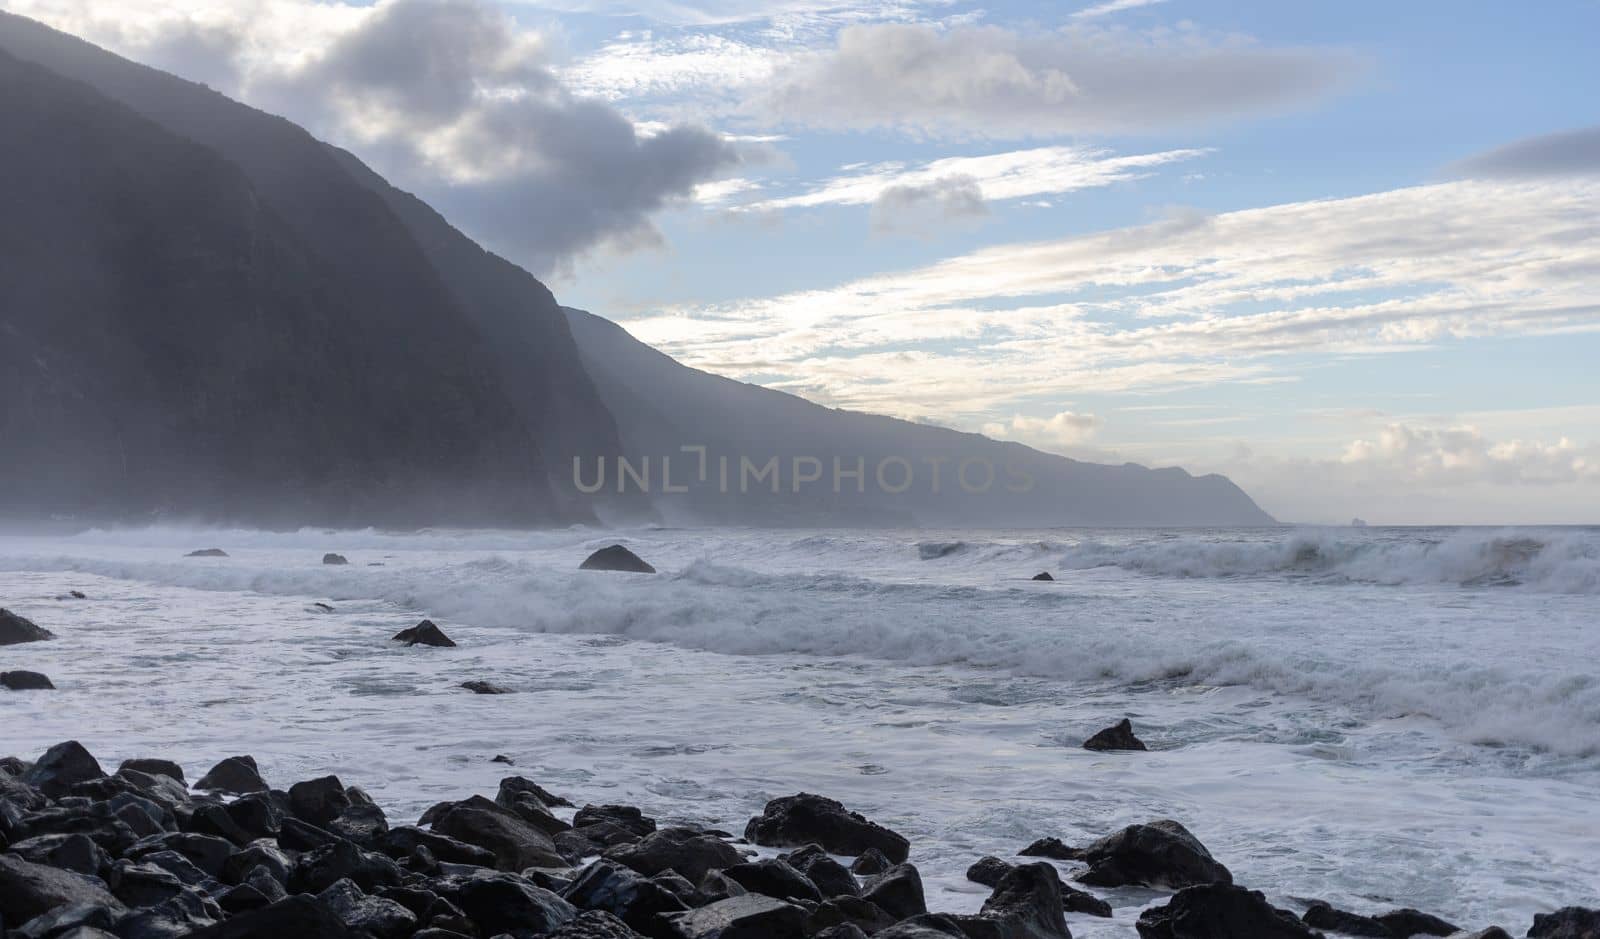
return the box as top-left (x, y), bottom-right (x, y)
top-left (869, 175), bottom-right (988, 233)
top-left (1072, 0), bottom-right (1168, 19)
top-left (1339, 423), bottom-right (1600, 487)
top-left (735, 144), bottom-right (1206, 215)
top-left (620, 178), bottom-right (1600, 422)
top-left (983, 411), bottom-right (1101, 449)
top-left (759, 22), bottom-right (1358, 138)
top-left (4, 0), bottom-right (743, 274)
top-left (1450, 126), bottom-right (1600, 180)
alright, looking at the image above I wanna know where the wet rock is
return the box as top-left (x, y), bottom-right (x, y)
top-left (127, 833), bottom-right (236, 879)
top-left (381, 826), bottom-right (496, 868)
top-left (695, 869), bottom-right (749, 906)
top-left (976, 861), bottom-right (1078, 938)
top-left (1528, 907), bottom-right (1600, 938)
top-left (23, 742), bottom-right (105, 798)
top-left (604, 826), bottom-right (745, 882)
top-left (492, 754), bottom-right (516, 765)
top-left (967, 856), bottom-right (1014, 887)
top-left (745, 793), bottom-right (910, 863)
top-left (318, 878), bottom-right (418, 939)
top-left (322, 553), bottom-right (349, 565)
top-left (580, 545), bottom-right (656, 574)
top-left (667, 894), bottom-right (808, 938)
top-left (815, 926), bottom-right (871, 939)
top-left (289, 776), bottom-right (351, 827)
top-left (1446, 930), bottom-right (1512, 939)
top-left (575, 804), bottom-right (657, 838)
top-left (876, 914), bottom-right (970, 938)
top-left (807, 896), bottom-right (897, 935)
top-left (9, 834), bottom-right (110, 877)
top-left (328, 802), bottom-right (389, 847)
top-left (862, 863), bottom-right (926, 921)
top-left (498, 775), bottom-right (574, 808)
top-left (561, 858), bottom-right (689, 933)
top-left (113, 883), bottom-right (221, 938)
top-left (292, 838), bottom-right (403, 893)
top-left (186, 894), bottom-right (353, 938)
top-left (1018, 838), bottom-right (1081, 861)
top-left (11, 902), bottom-right (119, 939)
top-left (186, 548), bottom-right (229, 557)
top-left (194, 756), bottom-right (268, 795)
top-left (431, 795), bottom-right (567, 870)
top-left (222, 842), bottom-right (293, 887)
top-left (1374, 909), bottom-right (1461, 937)
top-left (548, 910), bottom-right (650, 938)
top-left (494, 781), bottom-right (571, 837)
top-left (781, 844), bottom-right (861, 898)
top-left (393, 620), bottom-right (456, 648)
top-left (1136, 884), bottom-right (1318, 939)
top-left (1032, 572), bottom-right (1054, 581)
top-left (278, 816), bottom-right (343, 851)
top-left (461, 680), bottom-right (510, 694)
top-left (2, 670), bottom-right (55, 690)
top-left (117, 759), bottom-right (186, 786)
top-left (1083, 718), bottom-right (1148, 752)
top-left (1075, 820), bottom-right (1231, 890)
top-left (455, 872), bottom-right (577, 934)
top-left (1304, 901), bottom-right (1459, 937)
top-left (0, 854), bottom-right (125, 924)
top-left (1, 608), bottom-right (56, 644)
top-left (314, 602), bottom-right (336, 612)
top-left (850, 848), bottom-right (893, 877)
top-left (725, 857), bottom-right (823, 903)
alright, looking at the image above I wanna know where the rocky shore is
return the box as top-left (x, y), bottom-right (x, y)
top-left (0, 736), bottom-right (1591, 939)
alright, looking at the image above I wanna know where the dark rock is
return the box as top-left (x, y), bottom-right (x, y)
top-left (22, 742), bottom-right (105, 798)
top-left (193, 756), bottom-right (268, 795)
top-left (651, 870), bottom-right (698, 903)
top-left (112, 883), bottom-right (221, 938)
top-left (185, 894), bottom-right (353, 938)
top-left (127, 832), bottom-right (236, 878)
top-left (3, 670), bottom-right (55, 690)
top-left (1083, 718), bottom-right (1148, 752)
top-left (1302, 902), bottom-right (1395, 936)
top-left (1136, 884), bottom-right (1317, 939)
top-left (745, 794), bottom-right (909, 863)
top-left (1032, 572), bottom-right (1053, 581)
top-left (850, 848), bottom-right (893, 877)
top-left (431, 795), bottom-right (567, 870)
top-left (781, 844), bottom-right (860, 898)
top-left (604, 826), bottom-right (745, 882)
top-left (113, 770), bottom-right (191, 814)
top-left (575, 804), bottom-right (657, 838)
top-left (695, 870), bottom-right (749, 906)
top-left (117, 759), bottom-right (186, 786)
top-left (1019, 838), bottom-right (1082, 861)
top-left (0, 854), bottom-right (124, 924)
top-left (568, 820), bottom-right (648, 854)
top-left (815, 926), bottom-right (871, 939)
top-left (862, 863), bottom-right (926, 920)
top-left (498, 775), bottom-right (574, 809)
top-left (1075, 820), bottom-right (1231, 890)
top-left (322, 553), bottom-right (349, 565)
top-left (11, 902), bottom-right (119, 939)
top-left (9, 833), bottom-right (110, 877)
top-left (186, 803), bottom-right (257, 846)
top-left (876, 914), bottom-right (971, 938)
top-left (967, 856), bottom-right (1014, 888)
top-left (494, 782), bottom-right (571, 836)
top-left (289, 776), bottom-right (351, 826)
top-left (218, 881), bottom-right (275, 916)
top-left (292, 838), bottom-right (403, 893)
top-left (667, 894), bottom-right (808, 938)
top-left (278, 816), bottom-right (343, 851)
top-left (455, 872), bottom-right (576, 935)
top-left (462, 680), bottom-right (510, 694)
top-left (493, 754), bottom-right (516, 765)
top-left (140, 849), bottom-right (221, 892)
top-left (318, 878), bottom-right (418, 939)
top-left (1528, 907), bottom-right (1600, 938)
top-left (221, 841), bottom-right (294, 886)
top-left (725, 857), bottom-right (822, 903)
top-left (1374, 909), bottom-right (1459, 936)
top-left (328, 803), bottom-right (389, 847)
top-left (976, 861), bottom-right (1076, 938)
top-left (1, 608), bottom-right (56, 644)
top-left (561, 859), bottom-right (689, 933)
top-left (186, 549), bottom-right (229, 558)
top-left (381, 826), bottom-right (496, 867)
top-left (580, 545), bottom-right (656, 574)
top-left (1446, 930), bottom-right (1512, 939)
top-left (314, 602), bottom-right (336, 612)
top-left (393, 620), bottom-right (456, 647)
top-left (547, 910), bottom-right (650, 938)
top-left (807, 896), bottom-right (897, 935)
top-left (65, 589), bottom-right (88, 599)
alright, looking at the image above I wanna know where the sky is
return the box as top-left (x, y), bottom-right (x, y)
top-left (6, 0), bottom-right (1599, 524)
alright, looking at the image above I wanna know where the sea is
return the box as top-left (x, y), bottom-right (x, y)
top-left (3, 525), bottom-right (1597, 935)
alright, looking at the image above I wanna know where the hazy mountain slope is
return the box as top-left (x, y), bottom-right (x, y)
top-left (0, 46), bottom-right (556, 526)
top-left (564, 308), bottom-right (1277, 527)
top-left (0, 10), bottom-right (624, 517)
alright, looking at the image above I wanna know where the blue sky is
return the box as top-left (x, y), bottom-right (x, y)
top-left (7, 0), bottom-right (1599, 522)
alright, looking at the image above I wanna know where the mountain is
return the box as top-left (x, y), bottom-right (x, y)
top-left (0, 11), bottom-right (1274, 529)
top-left (564, 309), bottom-right (1276, 527)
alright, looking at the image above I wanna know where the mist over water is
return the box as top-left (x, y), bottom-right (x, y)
top-left (3, 523), bottom-right (1597, 935)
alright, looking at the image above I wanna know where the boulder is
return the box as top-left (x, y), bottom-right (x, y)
top-left (815, 926), bottom-right (871, 939)
top-left (1075, 820), bottom-right (1231, 890)
top-left (461, 680), bottom-right (510, 694)
top-left (0, 855), bottom-right (124, 924)
top-left (1528, 908), bottom-right (1600, 938)
top-left (807, 896), bottom-right (897, 935)
top-left (667, 894), bottom-right (808, 938)
top-left (393, 620), bottom-right (456, 648)
top-left (604, 826), bottom-right (745, 882)
top-left (431, 795), bottom-right (566, 870)
top-left (9, 833), bottom-right (110, 877)
top-left (850, 848), bottom-right (893, 876)
top-left (291, 839), bottom-right (403, 894)
top-left (976, 861), bottom-right (1079, 938)
top-left (498, 775), bottom-right (574, 808)
top-left (745, 793), bottom-right (909, 862)
top-left (580, 545), bottom-right (656, 574)
top-left (725, 857), bottom-right (822, 903)
top-left (117, 759), bottom-right (187, 786)
top-left (781, 844), bottom-right (860, 898)
top-left (1018, 838), bottom-right (1081, 861)
top-left (1446, 930), bottom-right (1512, 939)
top-left (380, 826), bottom-right (495, 868)
top-left (322, 554), bottom-right (349, 566)
top-left (289, 776), bottom-right (351, 827)
top-left (561, 859), bottom-right (689, 933)
top-left (1032, 572), bottom-right (1054, 581)
top-left (1136, 884), bottom-right (1317, 939)
top-left (548, 910), bottom-right (651, 938)
top-left (1, 608), bottom-right (55, 644)
top-left (454, 872), bottom-right (577, 935)
top-left (862, 863), bottom-right (926, 920)
top-left (194, 756), bottom-right (268, 794)
top-left (23, 741), bottom-right (105, 798)
top-left (185, 894), bottom-right (353, 938)
top-left (575, 804), bottom-right (657, 838)
top-left (10, 902), bottom-right (120, 939)
top-left (111, 884), bottom-right (221, 938)
top-left (1373, 909), bottom-right (1460, 937)
top-left (1083, 718), bottom-right (1148, 752)
top-left (2, 670), bottom-right (55, 690)
top-left (186, 549), bottom-right (229, 558)
top-left (127, 833), bottom-right (236, 878)
top-left (967, 856), bottom-right (1014, 888)
top-left (1304, 901), bottom-right (1459, 937)
top-left (318, 878), bottom-right (418, 939)
top-left (876, 914), bottom-right (970, 938)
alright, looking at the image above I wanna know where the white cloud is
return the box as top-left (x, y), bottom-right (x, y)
top-left (983, 411), bottom-right (1102, 449)
top-left (1340, 424), bottom-right (1599, 486)
top-left (1072, 0), bottom-right (1169, 20)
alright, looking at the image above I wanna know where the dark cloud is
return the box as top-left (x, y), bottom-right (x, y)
top-left (870, 175), bottom-right (988, 233)
top-left (762, 23), bottom-right (1358, 138)
top-left (1450, 126), bottom-right (1600, 180)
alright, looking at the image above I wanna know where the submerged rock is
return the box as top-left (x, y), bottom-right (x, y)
top-left (966, 856), bottom-right (1014, 887)
top-left (1528, 907), bottom-right (1600, 938)
top-left (2, 669), bottom-right (55, 690)
top-left (849, 848), bottom-right (893, 876)
top-left (1018, 837), bottom-right (1081, 861)
top-left (186, 548), bottom-right (229, 558)
top-left (579, 545), bottom-right (656, 574)
top-left (1083, 718), bottom-right (1148, 752)
top-left (393, 620), bottom-right (456, 648)
top-left (745, 793), bottom-right (910, 862)
top-left (461, 680), bottom-right (510, 695)
top-left (314, 602), bottom-right (336, 612)
top-left (1032, 572), bottom-right (1054, 581)
top-left (1304, 901), bottom-right (1459, 937)
top-left (1076, 819), bottom-right (1231, 890)
top-left (322, 553), bottom-right (349, 565)
top-left (0, 608), bottom-right (55, 644)
top-left (1137, 884), bottom-right (1317, 938)
top-left (194, 755), bottom-right (268, 794)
